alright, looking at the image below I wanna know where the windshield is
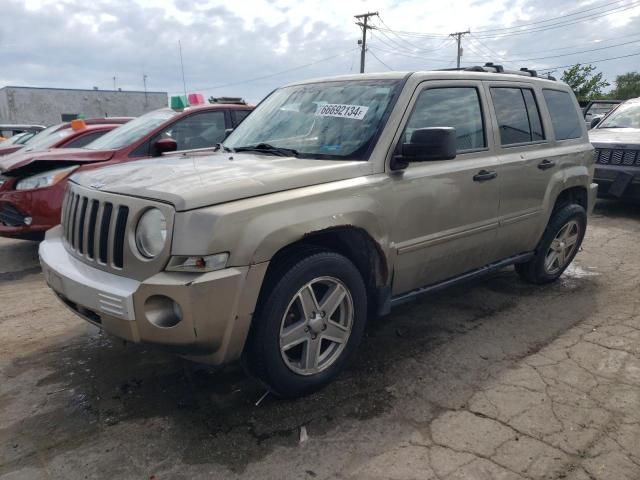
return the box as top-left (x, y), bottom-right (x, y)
top-left (22, 127), bottom-right (75, 152)
top-left (598, 102), bottom-right (640, 129)
top-left (224, 79), bottom-right (402, 160)
top-left (85, 109), bottom-right (176, 150)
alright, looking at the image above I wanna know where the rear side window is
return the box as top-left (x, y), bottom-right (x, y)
top-left (543, 89), bottom-right (582, 140)
top-left (64, 131), bottom-right (108, 148)
top-left (405, 87), bottom-right (486, 151)
top-left (491, 87), bottom-right (545, 145)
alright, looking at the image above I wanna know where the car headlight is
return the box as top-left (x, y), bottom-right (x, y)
top-left (135, 208), bottom-right (167, 258)
top-left (166, 253), bottom-right (229, 273)
top-left (15, 166), bottom-right (78, 191)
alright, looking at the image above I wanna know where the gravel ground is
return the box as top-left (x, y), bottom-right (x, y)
top-left (1, 200), bottom-right (639, 480)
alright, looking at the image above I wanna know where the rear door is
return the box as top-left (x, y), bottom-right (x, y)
top-left (485, 82), bottom-right (556, 259)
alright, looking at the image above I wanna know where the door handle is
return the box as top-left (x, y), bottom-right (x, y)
top-left (473, 170), bottom-right (498, 182)
top-left (538, 159), bottom-right (556, 170)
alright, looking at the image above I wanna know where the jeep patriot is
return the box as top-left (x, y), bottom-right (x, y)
top-left (40, 66), bottom-right (597, 397)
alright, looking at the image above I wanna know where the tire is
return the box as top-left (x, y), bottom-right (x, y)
top-left (244, 250), bottom-right (367, 398)
top-left (516, 204), bottom-right (587, 284)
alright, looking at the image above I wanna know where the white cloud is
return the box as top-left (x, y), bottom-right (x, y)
top-left (1, 0), bottom-right (639, 102)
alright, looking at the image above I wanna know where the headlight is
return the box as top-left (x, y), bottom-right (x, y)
top-left (135, 208), bottom-right (167, 258)
top-left (166, 253), bottom-right (229, 273)
top-left (15, 166), bottom-right (78, 191)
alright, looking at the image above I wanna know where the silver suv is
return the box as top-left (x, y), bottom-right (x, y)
top-left (40, 66), bottom-right (597, 397)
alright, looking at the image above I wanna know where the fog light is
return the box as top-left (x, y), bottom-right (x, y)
top-left (144, 295), bottom-right (183, 328)
top-left (24, 216), bottom-right (32, 226)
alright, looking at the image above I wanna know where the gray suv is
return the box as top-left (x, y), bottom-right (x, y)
top-left (39, 66), bottom-right (597, 397)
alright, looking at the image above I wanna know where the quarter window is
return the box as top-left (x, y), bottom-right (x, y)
top-left (543, 89), bottom-right (582, 140)
top-left (491, 87), bottom-right (545, 145)
top-left (405, 87), bottom-right (486, 151)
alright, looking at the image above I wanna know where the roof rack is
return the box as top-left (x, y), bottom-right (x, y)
top-left (209, 96), bottom-right (247, 105)
top-left (439, 62), bottom-right (556, 81)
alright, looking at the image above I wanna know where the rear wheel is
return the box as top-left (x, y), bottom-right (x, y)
top-left (245, 251), bottom-right (367, 398)
top-left (516, 204), bottom-right (586, 284)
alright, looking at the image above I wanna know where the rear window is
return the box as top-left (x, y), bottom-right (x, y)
top-left (543, 89), bottom-right (582, 141)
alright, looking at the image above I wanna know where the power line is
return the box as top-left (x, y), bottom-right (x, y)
top-left (473, 1), bottom-right (640, 38)
top-left (376, 16), bottom-right (454, 53)
top-left (368, 49), bottom-right (395, 70)
top-left (504, 38), bottom-right (640, 62)
top-left (190, 48), bottom-right (358, 92)
top-left (532, 50), bottom-right (640, 71)
top-left (487, 30), bottom-right (640, 56)
top-left (473, 0), bottom-right (629, 33)
top-left (371, 0), bottom-right (640, 40)
top-left (368, 45), bottom-right (465, 64)
top-left (468, 35), bottom-right (511, 66)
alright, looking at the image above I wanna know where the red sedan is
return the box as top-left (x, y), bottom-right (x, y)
top-left (0, 118), bottom-right (132, 157)
top-left (0, 102), bottom-right (253, 240)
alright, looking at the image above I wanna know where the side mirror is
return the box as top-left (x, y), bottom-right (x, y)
top-left (392, 127), bottom-right (457, 170)
top-left (590, 116), bottom-right (602, 129)
top-left (154, 138), bottom-right (178, 156)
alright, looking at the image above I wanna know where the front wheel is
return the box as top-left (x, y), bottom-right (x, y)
top-left (245, 251), bottom-right (367, 398)
top-left (516, 204), bottom-right (587, 284)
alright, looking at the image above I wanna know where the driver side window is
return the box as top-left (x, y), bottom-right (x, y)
top-left (156, 111), bottom-right (227, 151)
top-left (404, 87), bottom-right (486, 152)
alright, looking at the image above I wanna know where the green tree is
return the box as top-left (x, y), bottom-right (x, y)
top-left (609, 72), bottom-right (640, 100)
top-left (561, 64), bottom-right (610, 102)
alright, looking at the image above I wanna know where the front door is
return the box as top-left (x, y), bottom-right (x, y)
top-left (388, 81), bottom-right (501, 296)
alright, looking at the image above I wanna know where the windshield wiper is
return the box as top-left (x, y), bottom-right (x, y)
top-left (215, 143), bottom-right (233, 153)
top-left (233, 143), bottom-right (298, 157)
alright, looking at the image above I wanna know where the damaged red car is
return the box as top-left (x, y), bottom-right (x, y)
top-left (0, 102), bottom-right (253, 240)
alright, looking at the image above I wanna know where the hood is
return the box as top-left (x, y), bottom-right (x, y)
top-left (0, 144), bottom-right (23, 157)
top-left (0, 148), bottom-right (116, 174)
top-left (72, 153), bottom-right (371, 211)
top-left (589, 128), bottom-right (640, 147)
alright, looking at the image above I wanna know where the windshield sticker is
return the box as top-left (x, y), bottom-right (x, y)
top-left (315, 104), bottom-right (369, 120)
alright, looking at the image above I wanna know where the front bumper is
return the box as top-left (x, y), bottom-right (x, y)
top-left (594, 165), bottom-right (640, 200)
top-left (0, 180), bottom-right (66, 239)
top-left (39, 226), bottom-right (268, 364)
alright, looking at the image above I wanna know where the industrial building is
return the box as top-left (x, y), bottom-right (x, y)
top-left (0, 86), bottom-right (168, 126)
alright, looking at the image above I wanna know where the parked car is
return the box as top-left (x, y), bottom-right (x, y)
top-left (0, 103), bottom-right (253, 240)
top-left (589, 97), bottom-right (640, 201)
top-left (0, 124), bottom-right (45, 140)
top-left (40, 67), bottom-right (595, 397)
top-left (583, 99), bottom-right (621, 130)
top-left (0, 118), bottom-right (131, 157)
top-left (0, 131), bottom-right (34, 145)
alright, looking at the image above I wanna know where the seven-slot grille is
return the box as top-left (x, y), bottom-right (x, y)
top-left (62, 189), bottom-right (129, 268)
top-left (594, 147), bottom-right (640, 166)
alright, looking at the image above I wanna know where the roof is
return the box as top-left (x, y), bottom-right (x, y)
top-left (287, 66), bottom-right (562, 88)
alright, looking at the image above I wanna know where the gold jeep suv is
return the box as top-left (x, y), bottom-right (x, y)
top-left (40, 65), bottom-right (597, 397)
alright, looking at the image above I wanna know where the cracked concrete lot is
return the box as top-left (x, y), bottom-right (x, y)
top-left (1, 200), bottom-right (639, 480)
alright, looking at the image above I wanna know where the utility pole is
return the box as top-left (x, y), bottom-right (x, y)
top-left (113, 76), bottom-right (117, 90)
top-left (143, 73), bottom-right (148, 107)
top-left (450, 30), bottom-right (470, 68)
top-left (178, 40), bottom-right (187, 98)
top-left (355, 11), bottom-right (378, 74)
